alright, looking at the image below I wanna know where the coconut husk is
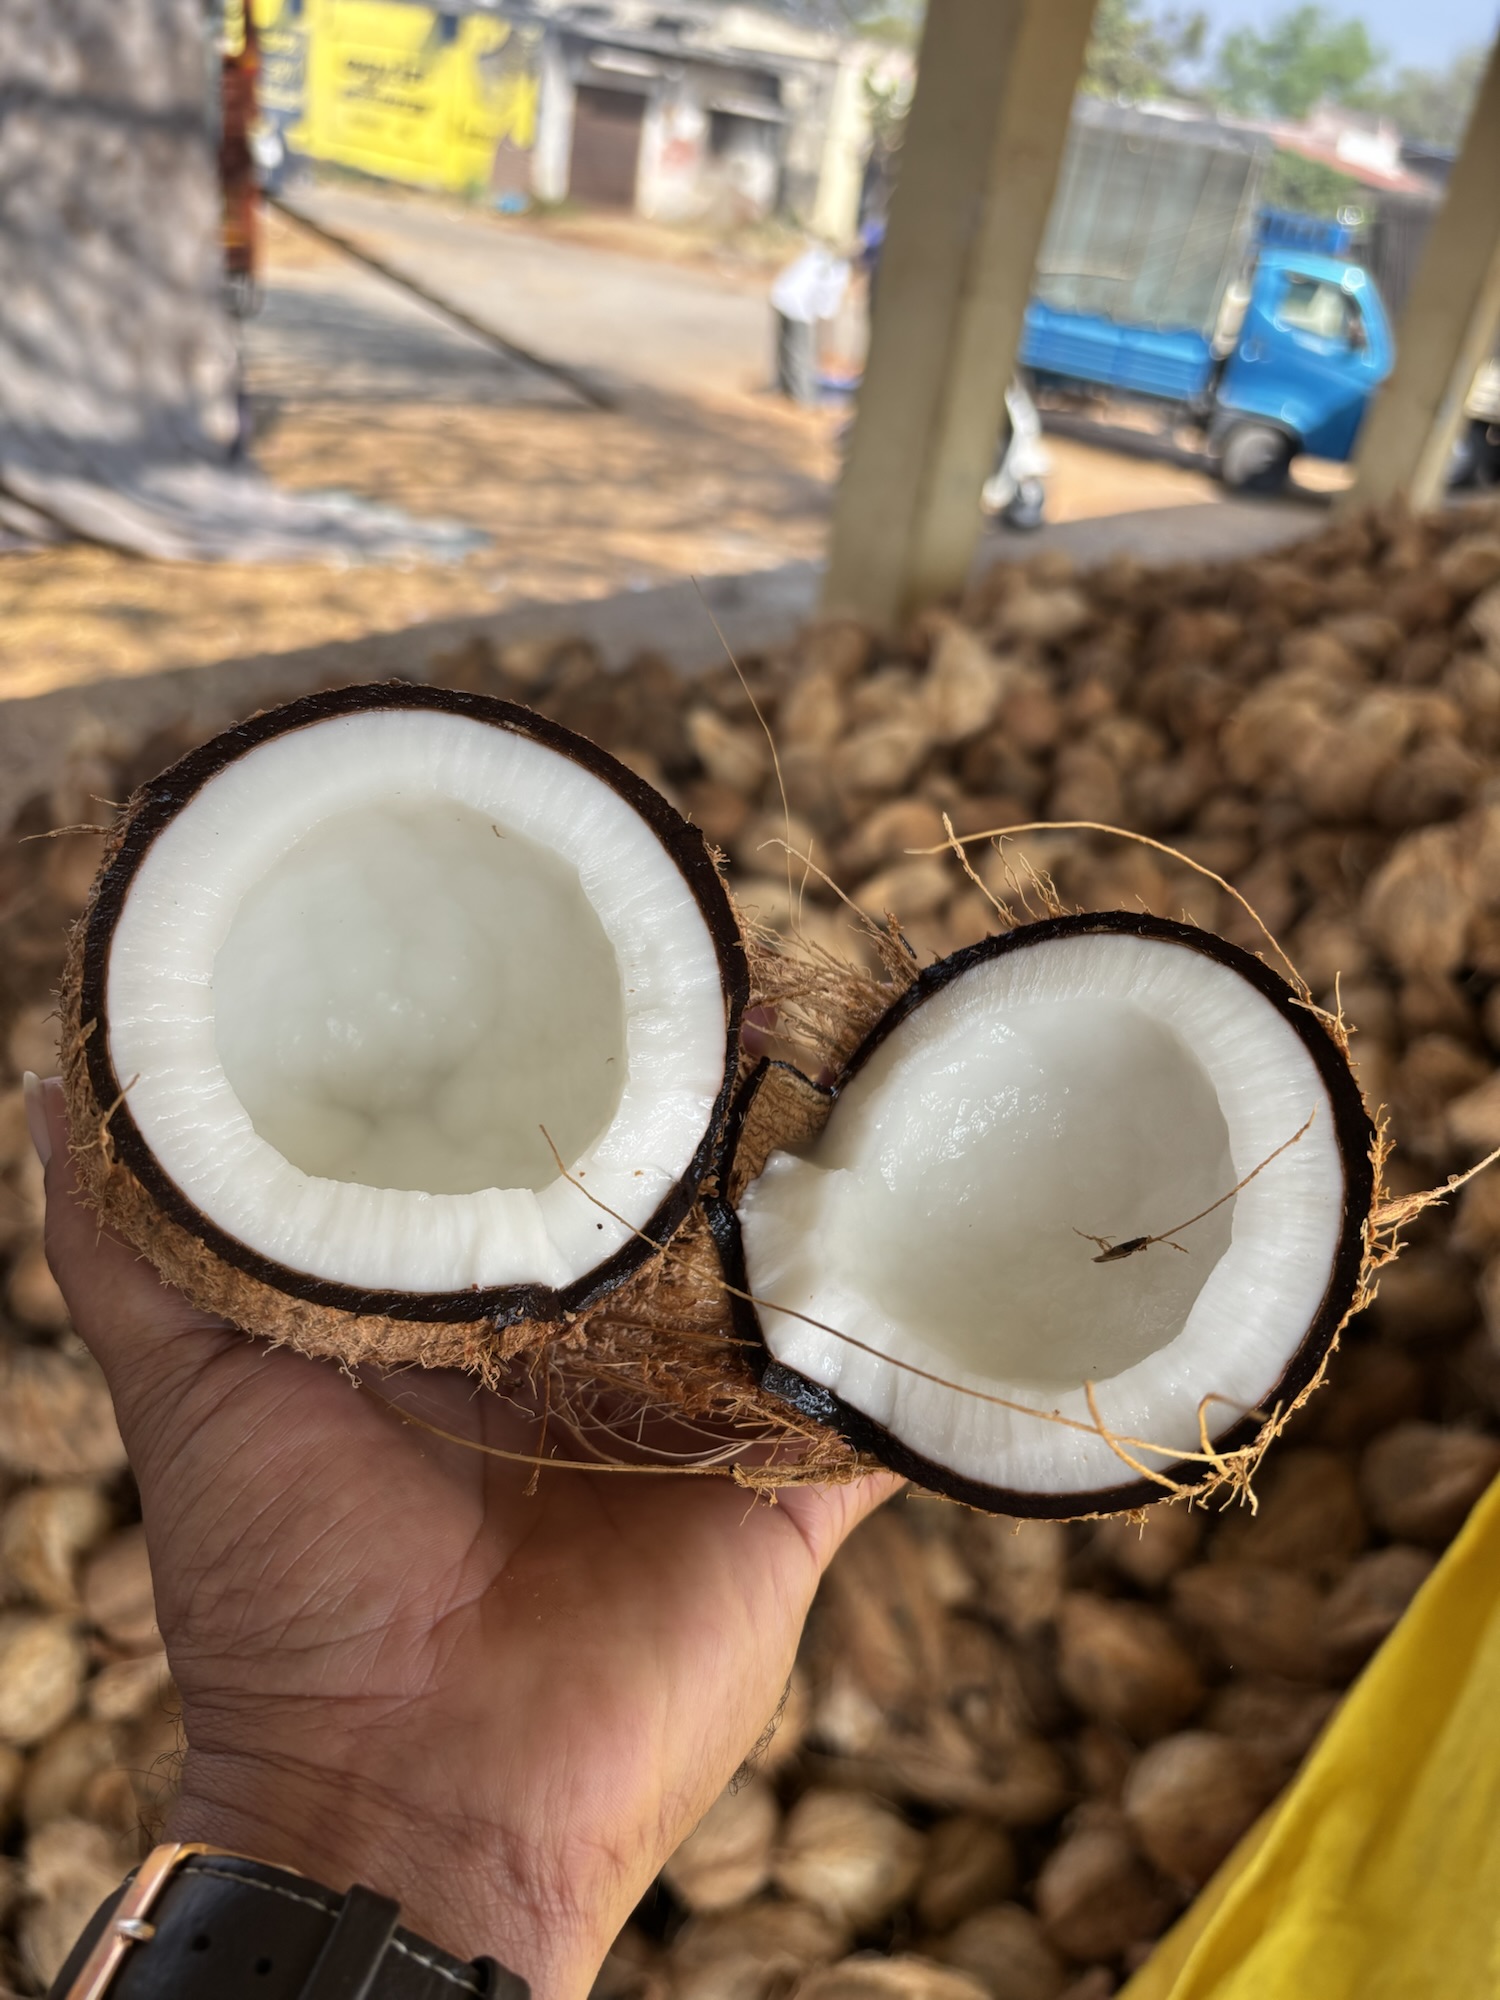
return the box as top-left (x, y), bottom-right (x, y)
top-left (1033, 1813), bottom-right (1176, 1963)
top-left (798, 1960), bottom-right (989, 2000)
top-left (660, 1775), bottom-right (780, 1913)
top-left (669, 1895), bottom-right (849, 2000)
top-left (18, 1717), bottom-right (118, 1831)
top-left (934, 1906), bottom-right (1069, 2000)
top-left (0, 1348), bottom-right (125, 1483)
top-left (5, 1240), bottom-right (67, 1333)
top-left (1169, 1564), bottom-right (1331, 1684)
top-left (1358, 1421), bottom-right (1500, 1546)
top-left (0, 1483), bottom-right (111, 1613)
top-left (1054, 1596), bottom-right (1203, 1742)
top-left (87, 1650), bottom-right (172, 1728)
top-left (1208, 1448), bottom-right (1366, 1578)
top-left (1320, 1545), bottom-right (1436, 1673)
top-left (0, 1617), bottom-right (86, 1748)
top-left (771, 1787), bottom-right (925, 1928)
top-left (1120, 1730), bottom-right (1272, 1887)
top-left (959, 1518), bottom-right (1068, 1637)
top-left (18, 1818), bottom-right (134, 1991)
top-left (1200, 1679), bottom-right (1340, 1781)
top-left (1086, 1503), bottom-right (1201, 1592)
top-left (913, 1815), bottom-right (1018, 1935)
top-left (80, 1528), bottom-right (156, 1652)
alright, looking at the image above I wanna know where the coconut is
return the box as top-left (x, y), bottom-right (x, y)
top-left (0, 1617), bottom-right (86, 1747)
top-left (81, 1527), bottom-right (156, 1651)
top-left (1358, 1422), bottom-right (1500, 1546)
top-left (913, 1814), bottom-right (1018, 1933)
top-left (0, 1349), bottom-right (124, 1483)
top-left (1201, 1679), bottom-right (1339, 1780)
top-left (1208, 1447), bottom-right (1366, 1577)
top-left (798, 1957), bottom-right (990, 2000)
top-left (19, 1717), bottom-right (119, 1830)
top-left (1120, 1731), bottom-right (1271, 1886)
top-left (60, 684), bottom-right (747, 1368)
top-left (1054, 1596), bottom-right (1203, 1742)
top-left (1033, 1813), bottom-right (1175, 1962)
top-left (771, 1788), bottom-right (925, 1928)
top-left (668, 1898), bottom-right (848, 2000)
top-left (718, 912), bottom-right (1374, 1516)
top-left (1088, 1503), bottom-right (1201, 1591)
top-left (1169, 1564), bottom-right (1330, 1683)
top-left (660, 1776), bottom-right (780, 1913)
top-left (1320, 1545), bottom-right (1435, 1672)
top-left (0, 1483), bottom-right (111, 1612)
top-left (19, 1818), bottom-right (134, 1991)
top-left (935, 1905), bottom-right (1068, 2000)
top-left (5, 1243), bottom-right (69, 1332)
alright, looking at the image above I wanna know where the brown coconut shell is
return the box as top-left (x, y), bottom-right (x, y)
top-left (59, 683), bottom-right (752, 1374)
top-left (1120, 1730), bottom-right (1272, 1887)
top-left (712, 909), bottom-right (1379, 1519)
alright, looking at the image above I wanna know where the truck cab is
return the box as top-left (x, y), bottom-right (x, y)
top-left (1211, 244), bottom-right (1394, 490)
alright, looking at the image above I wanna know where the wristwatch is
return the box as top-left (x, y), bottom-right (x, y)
top-left (48, 1844), bottom-right (530, 2000)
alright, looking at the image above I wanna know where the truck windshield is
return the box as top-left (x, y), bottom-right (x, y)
top-left (1276, 275), bottom-right (1363, 346)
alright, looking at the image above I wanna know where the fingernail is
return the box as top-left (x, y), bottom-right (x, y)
top-left (22, 1072), bottom-right (52, 1169)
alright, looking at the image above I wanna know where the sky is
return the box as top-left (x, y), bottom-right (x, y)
top-left (1193, 0), bottom-right (1498, 70)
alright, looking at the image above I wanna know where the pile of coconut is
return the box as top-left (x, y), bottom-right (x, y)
top-left (2, 495), bottom-right (1500, 1995)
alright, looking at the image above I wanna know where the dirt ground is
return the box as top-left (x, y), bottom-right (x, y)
top-left (0, 195), bottom-right (1233, 707)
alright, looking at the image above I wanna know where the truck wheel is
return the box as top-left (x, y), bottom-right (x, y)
top-left (1219, 423), bottom-right (1293, 494)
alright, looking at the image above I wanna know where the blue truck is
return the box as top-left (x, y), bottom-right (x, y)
top-left (1018, 101), bottom-right (1395, 492)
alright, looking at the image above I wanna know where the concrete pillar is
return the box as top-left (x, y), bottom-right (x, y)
top-left (822, 0), bottom-right (1097, 630)
top-left (1346, 36), bottom-right (1500, 513)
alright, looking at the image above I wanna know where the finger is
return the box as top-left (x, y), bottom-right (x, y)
top-left (773, 1468), bottom-right (905, 1573)
top-left (29, 1073), bottom-right (241, 1410)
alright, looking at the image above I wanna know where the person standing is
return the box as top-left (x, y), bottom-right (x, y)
top-left (770, 242), bottom-right (850, 407)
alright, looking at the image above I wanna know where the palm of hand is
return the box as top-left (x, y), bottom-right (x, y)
top-left (40, 1083), bottom-right (891, 1992)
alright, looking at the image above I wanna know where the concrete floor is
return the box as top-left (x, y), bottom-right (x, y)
top-left (280, 181), bottom-right (775, 405)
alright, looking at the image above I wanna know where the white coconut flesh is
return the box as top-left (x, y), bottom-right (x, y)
top-left (103, 707), bottom-right (731, 1294)
top-left (737, 930), bottom-right (1348, 1498)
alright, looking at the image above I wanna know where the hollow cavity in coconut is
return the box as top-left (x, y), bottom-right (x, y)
top-left (716, 912), bottom-right (1373, 1516)
top-left (62, 684), bottom-right (746, 1367)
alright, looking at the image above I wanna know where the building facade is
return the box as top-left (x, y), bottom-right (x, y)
top-left (250, 0), bottom-right (909, 238)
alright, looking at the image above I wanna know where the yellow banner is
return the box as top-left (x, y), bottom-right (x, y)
top-left (251, 0), bottom-right (540, 198)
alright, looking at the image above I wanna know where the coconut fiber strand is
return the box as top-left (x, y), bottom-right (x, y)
top-left (1122, 1468), bottom-right (1500, 2000)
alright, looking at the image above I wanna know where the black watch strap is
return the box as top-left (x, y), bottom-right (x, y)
top-left (47, 1851), bottom-right (529, 2000)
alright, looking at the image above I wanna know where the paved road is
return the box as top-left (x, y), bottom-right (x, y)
top-left (248, 258), bottom-right (567, 408)
top-left (278, 183), bottom-right (775, 405)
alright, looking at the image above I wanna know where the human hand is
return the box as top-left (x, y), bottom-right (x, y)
top-left (30, 1076), bottom-right (897, 1997)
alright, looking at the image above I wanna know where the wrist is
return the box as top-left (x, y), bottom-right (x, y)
top-left (163, 1749), bottom-right (603, 2000)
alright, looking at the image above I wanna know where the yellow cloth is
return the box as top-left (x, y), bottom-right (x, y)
top-left (1123, 1471), bottom-right (1500, 2000)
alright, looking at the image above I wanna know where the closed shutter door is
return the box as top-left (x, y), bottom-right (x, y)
top-left (569, 85), bottom-right (645, 207)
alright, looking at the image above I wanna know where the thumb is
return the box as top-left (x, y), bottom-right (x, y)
top-left (27, 1072), bottom-right (242, 1440)
top-left (775, 1469), bottom-right (906, 1575)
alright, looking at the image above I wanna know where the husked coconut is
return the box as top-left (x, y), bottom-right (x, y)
top-left (1121, 1730), bottom-right (1271, 1885)
top-left (661, 1776), bottom-right (779, 1912)
top-left (720, 912), bottom-right (1372, 1516)
top-left (61, 685), bottom-right (746, 1367)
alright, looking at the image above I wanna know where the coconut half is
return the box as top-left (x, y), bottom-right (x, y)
top-left (718, 912), bottom-right (1373, 1516)
top-left (62, 683), bottom-right (746, 1366)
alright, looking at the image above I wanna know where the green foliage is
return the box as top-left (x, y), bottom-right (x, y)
top-left (1366, 46), bottom-right (1486, 147)
top-left (1083, 0), bottom-right (1207, 102)
top-left (842, 0), bottom-right (925, 47)
top-left (1214, 5), bottom-right (1382, 119)
top-left (1263, 149), bottom-right (1362, 216)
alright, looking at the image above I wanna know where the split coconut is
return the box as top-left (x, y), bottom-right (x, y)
top-left (62, 686), bottom-right (1381, 1516)
top-left (713, 913), bottom-right (1375, 1517)
top-left (61, 684), bottom-right (748, 1365)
